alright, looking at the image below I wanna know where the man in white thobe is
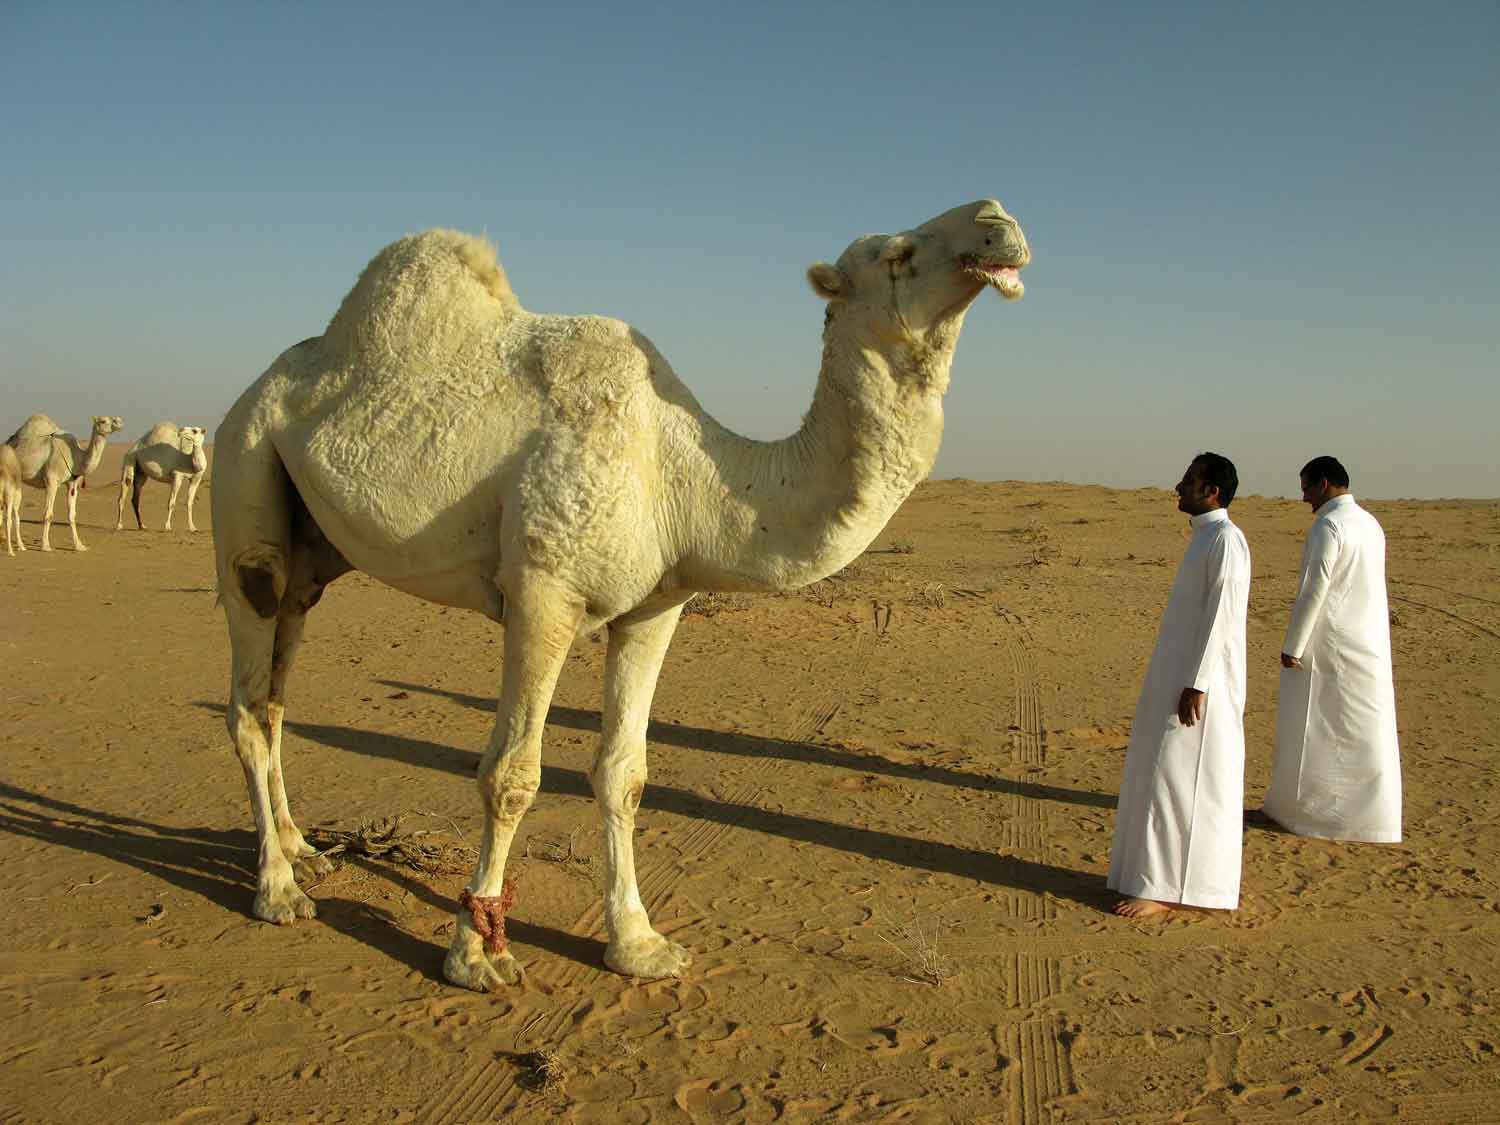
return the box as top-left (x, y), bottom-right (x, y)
top-left (1109, 453), bottom-right (1251, 917)
top-left (1262, 456), bottom-right (1401, 841)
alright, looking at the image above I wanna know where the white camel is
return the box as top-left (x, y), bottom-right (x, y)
top-left (6, 414), bottom-right (124, 551)
top-left (0, 444), bottom-right (22, 557)
top-left (212, 200), bottom-right (1029, 991)
top-left (116, 423), bottom-right (209, 532)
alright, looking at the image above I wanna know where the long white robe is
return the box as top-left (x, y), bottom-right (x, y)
top-left (1265, 494), bottom-right (1402, 842)
top-left (1109, 508), bottom-right (1251, 909)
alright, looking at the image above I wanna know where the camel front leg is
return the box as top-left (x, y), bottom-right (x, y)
top-left (444, 577), bottom-right (582, 993)
top-left (164, 474), bottom-right (184, 530)
top-left (65, 480), bottom-right (88, 551)
top-left (593, 602), bottom-right (692, 979)
top-left (185, 474), bottom-right (204, 532)
top-left (38, 479), bottom-right (60, 551)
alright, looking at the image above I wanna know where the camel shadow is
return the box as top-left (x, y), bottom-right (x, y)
top-left (193, 703), bottom-right (1107, 910)
top-left (377, 678), bottom-right (1117, 811)
top-left (0, 780), bottom-right (600, 977)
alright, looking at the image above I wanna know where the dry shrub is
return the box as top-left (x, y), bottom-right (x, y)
top-left (876, 906), bottom-right (953, 986)
top-left (523, 828), bottom-right (605, 890)
top-left (307, 814), bottom-right (474, 874)
top-left (516, 1048), bottom-right (570, 1093)
top-left (906, 581), bottom-right (947, 609)
top-left (681, 591), bottom-right (753, 617)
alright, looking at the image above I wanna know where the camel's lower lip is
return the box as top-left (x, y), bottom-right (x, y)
top-left (962, 257), bottom-right (1025, 300)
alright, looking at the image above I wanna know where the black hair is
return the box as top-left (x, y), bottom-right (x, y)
top-left (1193, 451), bottom-right (1239, 508)
top-left (1300, 455), bottom-right (1350, 489)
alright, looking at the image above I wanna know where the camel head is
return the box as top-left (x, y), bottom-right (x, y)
top-left (806, 200), bottom-right (1029, 339)
top-left (91, 415), bottom-right (124, 437)
top-left (178, 426), bottom-right (208, 454)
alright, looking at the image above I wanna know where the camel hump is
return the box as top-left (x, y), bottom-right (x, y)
top-left (140, 422), bottom-right (182, 447)
top-left (6, 414), bottom-right (61, 445)
top-left (321, 229), bottom-right (521, 364)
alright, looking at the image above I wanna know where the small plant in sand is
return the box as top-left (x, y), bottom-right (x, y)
top-left (1021, 519), bottom-right (1059, 567)
top-left (523, 827), bottom-right (606, 891)
top-left (909, 581), bottom-right (947, 609)
top-left (876, 906), bottom-right (953, 986)
top-left (516, 1047), bottom-right (570, 1094)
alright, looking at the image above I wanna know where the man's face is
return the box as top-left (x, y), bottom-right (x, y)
top-left (1176, 461), bottom-right (1219, 516)
top-left (1300, 474), bottom-right (1331, 512)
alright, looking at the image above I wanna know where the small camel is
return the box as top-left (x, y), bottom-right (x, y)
top-left (1, 444), bottom-right (22, 557)
top-left (212, 200), bottom-right (1029, 991)
top-left (5, 414), bottom-right (124, 551)
top-left (116, 423), bottom-right (209, 532)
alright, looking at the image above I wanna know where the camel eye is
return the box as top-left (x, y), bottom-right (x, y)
top-left (984, 237), bottom-right (992, 246)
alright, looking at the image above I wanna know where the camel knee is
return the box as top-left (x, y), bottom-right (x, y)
top-left (226, 701), bottom-right (270, 763)
top-left (591, 757), bottom-right (647, 815)
top-left (478, 759), bottom-right (540, 822)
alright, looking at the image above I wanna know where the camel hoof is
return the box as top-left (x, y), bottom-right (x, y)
top-left (253, 883), bottom-right (317, 925)
top-left (443, 933), bottom-right (524, 992)
top-left (605, 934), bottom-right (692, 980)
top-left (39, 544), bottom-right (53, 552)
top-left (74, 543), bottom-right (89, 552)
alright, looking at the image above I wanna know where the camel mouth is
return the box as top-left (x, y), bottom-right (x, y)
top-left (959, 255), bottom-right (1026, 301)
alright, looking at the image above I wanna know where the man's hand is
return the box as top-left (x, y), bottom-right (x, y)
top-left (1178, 687), bottom-right (1205, 726)
top-left (1280, 652), bottom-right (1303, 669)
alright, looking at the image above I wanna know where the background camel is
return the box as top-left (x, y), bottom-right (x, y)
top-left (116, 422), bottom-right (209, 532)
top-left (5, 414), bottom-right (124, 551)
top-left (212, 199), bottom-right (1029, 993)
top-left (0, 444), bottom-right (21, 556)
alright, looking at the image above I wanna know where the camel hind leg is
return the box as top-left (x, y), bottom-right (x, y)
top-left (213, 420), bottom-right (315, 923)
top-left (115, 460), bottom-right (134, 530)
top-left (266, 494), bottom-right (352, 879)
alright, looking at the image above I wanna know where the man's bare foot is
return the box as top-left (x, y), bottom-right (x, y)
top-left (1113, 898), bottom-right (1174, 918)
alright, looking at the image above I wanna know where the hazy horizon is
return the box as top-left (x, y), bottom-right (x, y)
top-left (4, 2), bottom-right (1495, 500)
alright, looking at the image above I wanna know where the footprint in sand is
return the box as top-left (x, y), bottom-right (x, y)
top-left (926, 1032), bottom-right (1006, 1077)
top-left (674, 1078), bottom-right (746, 1115)
top-left (814, 1001), bottom-right (921, 1056)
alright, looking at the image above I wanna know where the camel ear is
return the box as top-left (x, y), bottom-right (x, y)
top-left (806, 262), bottom-right (845, 300)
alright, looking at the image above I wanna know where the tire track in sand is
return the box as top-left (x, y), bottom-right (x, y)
top-left (995, 608), bottom-right (1074, 1123)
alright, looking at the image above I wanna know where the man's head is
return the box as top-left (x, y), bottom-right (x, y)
top-left (1298, 455), bottom-right (1350, 512)
top-left (1176, 452), bottom-right (1238, 515)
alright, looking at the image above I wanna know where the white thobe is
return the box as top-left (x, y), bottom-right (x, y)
top-left (1265, 495), bottom-right (1402, 842)
top-left (1109, 509), bottom-right (1251, 909)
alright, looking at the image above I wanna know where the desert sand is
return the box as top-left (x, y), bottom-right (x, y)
top-left (1, 445), bottom-right (1496, 1123)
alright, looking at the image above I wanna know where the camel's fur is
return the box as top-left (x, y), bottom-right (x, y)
top-left (116, 422), bottom-right (209, 532)
top-left (0, 444), bottom-right (22, 557)
top-left (212, 200), bottom-right (1030, 991)
top-left (5, 414), bottom-right (124, 551)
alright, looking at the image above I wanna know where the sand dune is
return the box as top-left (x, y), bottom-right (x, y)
top-left (1, 447), bottom-right (1496, 1121)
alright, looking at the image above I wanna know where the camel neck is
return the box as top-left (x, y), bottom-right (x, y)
top-left (672, 318), bottom-right (954, 592)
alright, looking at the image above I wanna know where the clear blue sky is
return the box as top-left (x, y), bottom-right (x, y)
top-left (3, 1), bottom-right (1495, 498)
